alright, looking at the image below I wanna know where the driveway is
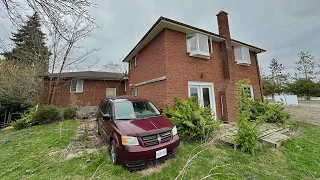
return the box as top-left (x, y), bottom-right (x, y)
top-left (286, 105), bottom-right (320, 126)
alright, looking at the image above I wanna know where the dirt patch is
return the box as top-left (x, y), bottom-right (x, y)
top-left (49, 118), bottom-right (105, 161)
top-left (137, 161), bottom-right (170, 176)
top-left (286, 106), bottom-right (320, 126)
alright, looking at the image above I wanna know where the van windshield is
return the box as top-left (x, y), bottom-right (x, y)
top-left (115, 101), bottom-right (160, 120)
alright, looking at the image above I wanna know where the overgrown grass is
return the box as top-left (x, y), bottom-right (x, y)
top-left (0, 121), bottom-right (319, 179)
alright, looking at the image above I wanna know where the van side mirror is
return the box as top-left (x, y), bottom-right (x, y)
top-left (103, 114), bottom-right (111, 121)
top-left (159, 109), bottom-right (163, 114)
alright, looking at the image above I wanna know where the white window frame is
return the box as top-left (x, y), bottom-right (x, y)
top-left (129, 60), bottom-right (132, 69)
top-left (134, 55), bottom-right (138, 66)
top-left (234, 46), bottom-right (251, 66)
top-left (106, 88), bottom-right (117, 97)
top-left (70, 79), bottom-right (84, 93)
top-left (186, 33), bottom-right (210, 59)
top-left (242, 84), bottom-right (254, 99)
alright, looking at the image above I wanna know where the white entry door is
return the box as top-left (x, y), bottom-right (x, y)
top-left (188, 82), bottom-right (216, 116)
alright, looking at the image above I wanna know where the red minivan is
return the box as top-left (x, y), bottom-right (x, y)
top-left (96, 96), bottom-right (180, 169)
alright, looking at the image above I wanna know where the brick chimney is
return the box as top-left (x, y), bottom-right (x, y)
top-left (217, 10), bottom-right (233, 121)
top-left (217, 11), bottom-right (231, 40)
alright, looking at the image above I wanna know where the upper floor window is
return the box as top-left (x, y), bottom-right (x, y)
top-left (187, 33), bottom-right (210, 59)
top-left (135, 88), bottom-right (139, 96)
top-left (134, 55), bottom-right (138, 66)
top-left (70, 79), bottom-right (83, 93)
top-left (234, 46), bottom-right (251, 66)
top-left (129, 60), bottom-right (132, 69)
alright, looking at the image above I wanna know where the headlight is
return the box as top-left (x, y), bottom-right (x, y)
top-left (172, 126), bottom-right (178, 136)
top-left (121, 136), bottom-right (139, 146)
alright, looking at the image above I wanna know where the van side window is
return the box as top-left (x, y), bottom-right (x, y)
top-left (105, 102), bottom-right (113, 119)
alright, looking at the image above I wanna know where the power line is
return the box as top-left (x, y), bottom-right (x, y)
top-left (248, 11), bottom-right (320, 41)
top-left (265, 37), bottom-right (320, 52)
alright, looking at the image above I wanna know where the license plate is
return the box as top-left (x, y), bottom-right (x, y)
top-left (156, 148), bottom-right (167, 159)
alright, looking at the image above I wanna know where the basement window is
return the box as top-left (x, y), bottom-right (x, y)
top-left (187, 33), bottom-right (210, 59)
top-left (70, 80), bottom-right (84, 93)
top-left (234, 46), bottom-right (251, 66)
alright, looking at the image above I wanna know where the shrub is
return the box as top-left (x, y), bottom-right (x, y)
top-left (163, 97), bottom-right (220, 140)
top-left (31, 105), bottom-right (61, 125)
top-left (12, 119), bottom-right (29, 130)
top-left (249, 99), bottom-right (291, 124)
top-left (63, 106), bottom-right (78, 120)
top-left (235, 80), bottom-right (265, 153)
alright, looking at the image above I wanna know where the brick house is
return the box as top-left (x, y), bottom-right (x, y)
top-left (123, 11), bottom-right (265, 121)
top-left (44, 71), bottom-right (127, 107)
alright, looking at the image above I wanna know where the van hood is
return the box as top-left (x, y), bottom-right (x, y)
top-left (115, 115), bottom-right (174, 136)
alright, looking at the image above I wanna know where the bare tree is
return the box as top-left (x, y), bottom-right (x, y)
top-left (103, 61), bottom-right (128, 73)
top-left (0, 0), bottom-right (95, 37)
top-left (47, 17), bottom-right (99, 104)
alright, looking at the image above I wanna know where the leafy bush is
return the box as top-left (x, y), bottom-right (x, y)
top-left (163, 97), bottom-right (220, 140)
top-left (12, 119), bottom-right (29, 130)
top-left (249, 99), bottom-right (290, 124)
top-left (63, 106), bottom-right (78, 120)
top-left (30, 105), bottom-right (61, 125)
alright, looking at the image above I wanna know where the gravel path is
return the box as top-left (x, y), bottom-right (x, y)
top-left (286, 106), bottom-right (320, 126)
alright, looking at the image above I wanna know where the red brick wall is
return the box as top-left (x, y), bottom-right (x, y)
top-left (48, 79), bottom-right (125, 107)
top-left (127, 29), bottom-right (262, 121)
top-left (127, 30), bottom-right (167, 108)
top-left (164, 29), bottom-right (224, 118)
top-left (164, 28), bottom-right (261, 121)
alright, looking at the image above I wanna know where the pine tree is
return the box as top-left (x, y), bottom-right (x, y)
top-left (268, 58), bottom-right (289, 95)
top-left (1, 12), bottom-right (51, 74)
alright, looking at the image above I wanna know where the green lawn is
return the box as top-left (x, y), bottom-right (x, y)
top-left (0, 120), bottom-right (319, 179)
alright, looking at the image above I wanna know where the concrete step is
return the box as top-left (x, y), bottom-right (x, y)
top-left (261, 133), bottom-right (289, 148)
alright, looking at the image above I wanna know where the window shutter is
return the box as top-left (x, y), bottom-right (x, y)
top-left (76, 80), bottom-right (83, 92)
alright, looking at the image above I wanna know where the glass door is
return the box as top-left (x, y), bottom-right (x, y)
top-left (188, 82), bottom-right (216, 116)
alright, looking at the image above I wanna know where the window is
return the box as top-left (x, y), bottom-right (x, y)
top-left (115, 101), bottom-right (160, 120)
top-left (106, 88), bottom-right (116, 97)
top-left (135, 88), bottom-right (138, 96)
top-left (242, 85), bottom-right (254, 99)
top-left (70, 80), bottom-right (83, 93)
top-left (234, 46), bottom-right (251, 66)
top-left (187, 33), bottom-right (210, 59)
top-left (134, 55), bottom-right (138, 66)
top-left (129, 60), bottom-right (132, 69)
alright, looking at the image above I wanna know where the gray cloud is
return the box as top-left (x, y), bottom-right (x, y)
top-left (1, 0), bottom-right (320, 76)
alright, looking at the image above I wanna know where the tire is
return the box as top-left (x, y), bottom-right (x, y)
top-left (96, 119), bottom-right (100, 135)
top-left (110, 140), bottom-right (118, 165)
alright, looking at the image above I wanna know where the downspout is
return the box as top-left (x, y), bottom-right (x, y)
top-left (255, 54), bottom-right (263, 100)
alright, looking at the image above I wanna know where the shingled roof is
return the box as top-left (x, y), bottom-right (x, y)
top-left (45, 71), bottom-right (126, 80)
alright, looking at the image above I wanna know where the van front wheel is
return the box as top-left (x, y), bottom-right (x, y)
top-left (110, 140), bottom-right (118, 165)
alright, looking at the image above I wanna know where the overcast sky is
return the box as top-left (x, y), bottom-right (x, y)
top-left (1, 0), bottom-right (320, 75)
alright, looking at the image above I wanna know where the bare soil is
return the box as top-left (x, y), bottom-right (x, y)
top-left (286, 106), bottom-right (320, 126)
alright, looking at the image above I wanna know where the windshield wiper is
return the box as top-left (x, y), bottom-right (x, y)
top-left (116, 118), bottom-right (133, 120)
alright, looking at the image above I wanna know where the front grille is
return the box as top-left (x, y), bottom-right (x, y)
top-left (141, 130), bottom-right (172, 147)
top-left (161, 136), bottom-right (171, 143)
top-left (141, 134), bottom-right (157, 141)
top-left (144, 140), bottom-right (159, 147)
